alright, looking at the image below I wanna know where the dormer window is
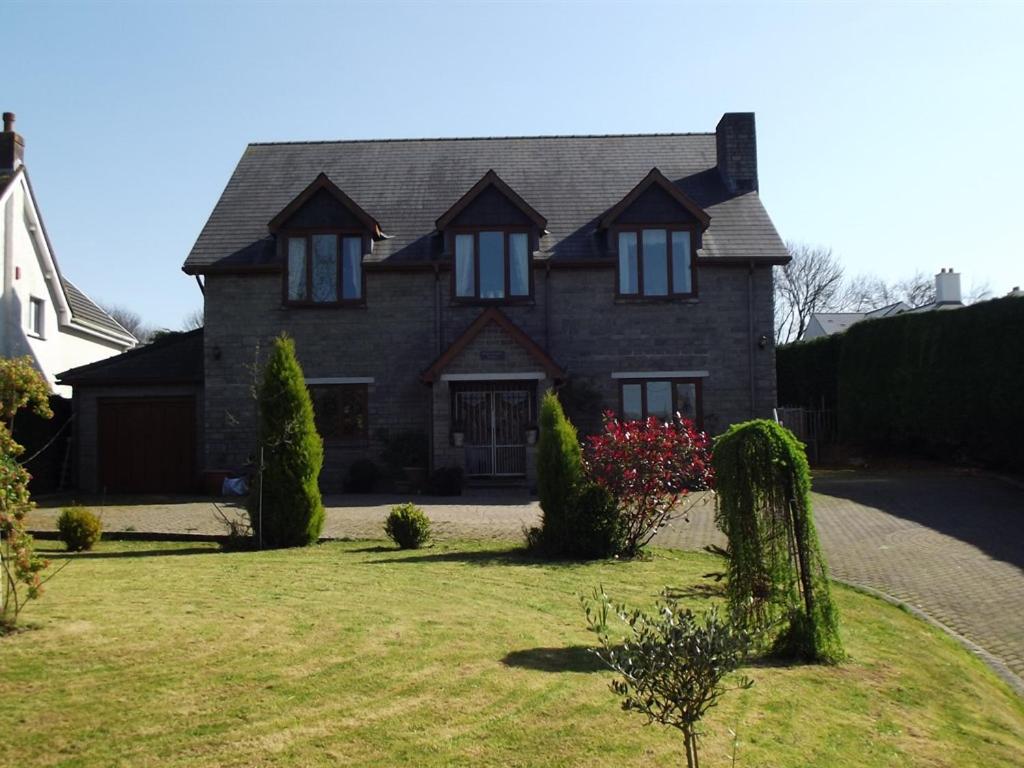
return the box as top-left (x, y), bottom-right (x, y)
top-left (454, 230), bottom-right (531, 300)
top-left (268, 173), bottom-right (383, 308)
top-left (601, 168), bottom-right (710, 301)
top-left (287, 234), bottom-right (363, 303)
top-left (438, 170), bottom-right (546, 305)
top-left (617, 228), bottom-right (693, 297)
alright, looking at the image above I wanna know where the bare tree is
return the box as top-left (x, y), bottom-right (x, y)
top-left (182, 307), bottom-right (204, 330)
top-left (774, 242), bottom-right (846, 344)
top-left (100, 303), bottom-right (154, 343)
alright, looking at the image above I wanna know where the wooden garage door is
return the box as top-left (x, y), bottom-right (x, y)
top-left (97, 397), bottom-right (196, 494)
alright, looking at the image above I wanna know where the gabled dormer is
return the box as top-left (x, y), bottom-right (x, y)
top-left (269, 173), bottom-right (383, 306)
top-left (600, 168), bottom-right (710, 299)
top-left (436, 170), bottom-right (546, 303)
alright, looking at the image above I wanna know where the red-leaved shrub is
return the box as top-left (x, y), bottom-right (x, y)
top-left (586, 411), bottom-right (713, 557)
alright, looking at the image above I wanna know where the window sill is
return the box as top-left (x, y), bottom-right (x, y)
top-left (614, 295), bottom-right (699, 305)
top-left (26, 331), bottom-right (45, 340)
top-left (450, 298), bottom-right (535, 307)
top-left (282, 301), bottom-right (367, 310)
top-left (321, 438), bottom-right (371, 448)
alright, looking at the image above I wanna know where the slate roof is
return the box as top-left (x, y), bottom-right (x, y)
top-left (810, 313), bottom-right (868, 336)
top-left (809, 302), bottom-right (912, 337)
top-left (183, 132), bottom-right (788, 273)
top-left (57, 329), bottom-right (203, 385)
top-left (61, 278), bottom-right (133, 338)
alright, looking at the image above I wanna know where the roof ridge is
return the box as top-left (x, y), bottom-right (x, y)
top-left (248, 131), bottom-right (715, 147)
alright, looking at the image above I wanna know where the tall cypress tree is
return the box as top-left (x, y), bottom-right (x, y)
top-left (249, 334), bottom-right (324, 548)
top-left (535, 389), bottom-right (583, 553)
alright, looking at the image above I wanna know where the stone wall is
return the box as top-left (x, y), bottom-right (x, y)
top-left (203, 261), bottom-right (777, 490)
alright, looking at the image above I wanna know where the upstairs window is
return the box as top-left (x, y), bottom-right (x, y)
top-left (454, 231), bottom-right (531, 301)
top-left (617, 228), bottom-right (694, 298)
top-left (28, 296), bottom-right (45, 337)
top-left (286, 234), bottom-right (363, 304)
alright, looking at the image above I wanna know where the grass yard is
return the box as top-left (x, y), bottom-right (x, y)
top-left (2, 540), bottom-right (1022, 767)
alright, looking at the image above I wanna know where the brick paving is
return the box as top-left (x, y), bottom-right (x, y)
top-left (29, 470), bottom-right (1023, 688)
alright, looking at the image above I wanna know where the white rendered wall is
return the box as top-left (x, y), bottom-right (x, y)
top-left (1, 176), bottom-right (130, 397)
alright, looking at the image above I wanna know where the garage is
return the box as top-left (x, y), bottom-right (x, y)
top-left (56, 329), bottom-right (204, 494)
top-left (98, 397), bottom-right (196, 493)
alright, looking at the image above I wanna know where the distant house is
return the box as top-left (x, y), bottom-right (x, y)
top-left (1, 113), bottom-right (136, 396)
top-left (803, 269), bottom-right (964, 341)
top-left (803, 302), bottom-right (910, 341)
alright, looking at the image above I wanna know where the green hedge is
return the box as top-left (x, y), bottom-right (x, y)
top-left (777, 296), bottom-right (1024, 472)
top-left (777, 333), bottom-right (842, 410)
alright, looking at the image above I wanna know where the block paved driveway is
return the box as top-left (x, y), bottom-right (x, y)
top-left (30, 470), bottom-right (1023, 687)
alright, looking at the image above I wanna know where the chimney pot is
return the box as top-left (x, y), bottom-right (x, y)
top-left (2, 113), bottom-right (13, 133)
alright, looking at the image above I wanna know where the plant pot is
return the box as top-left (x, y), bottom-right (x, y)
top-left (525, 427), bottom-right (538, 446)
top-left (451, 431), bottom-right (465, 447)
top-left (403, 466), bottom-right (428, 493)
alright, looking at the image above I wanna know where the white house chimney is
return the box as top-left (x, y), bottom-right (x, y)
top-left (935, 268), bottom-right (962, 305)
top-left (1, 111), bottom-right (25, 171)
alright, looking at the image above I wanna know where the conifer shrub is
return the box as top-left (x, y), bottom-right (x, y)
top-left (385, 503), bottom-right (431, 549)
top-left (533, 389), bottom-right (584, 554)
top-left (567, 482), bottom-right (624, 559)
top-left (248, 334), bottom-right (324, 548)
top-left (56, 506), bottom-right (102, 552)
top-left (713, 419), bottom-right (844, 663)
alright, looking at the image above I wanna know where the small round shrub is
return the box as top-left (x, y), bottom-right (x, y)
top-left (385, 503), bottom-right (431, 549)
top-left (346, 458), bottom-right (379, 493)
top-left (57, 506), bottom-right (102, 552)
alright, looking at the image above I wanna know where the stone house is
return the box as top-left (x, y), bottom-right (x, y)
top-left (187, 110), bottom-right (789, 492)
top-left (63, 112), bottom-right (789, 493)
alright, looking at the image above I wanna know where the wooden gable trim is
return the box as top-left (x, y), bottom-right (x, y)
top-left (420, 307), bottom-right (565, 383)
top-left (268, 172), bottom-right (384, 238)
top-left (599, 168), bottom-right (711, 230)
top-left (435, 169), bottom-right (547, 231)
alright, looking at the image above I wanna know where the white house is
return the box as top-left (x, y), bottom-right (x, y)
top-left (803, 269), bottom-right (966, 341)
top-left (0, 113), bottom-right (135, 397)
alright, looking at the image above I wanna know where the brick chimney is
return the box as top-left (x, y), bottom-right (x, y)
top-left (935, 268), bottom-right (962, 305)
top-left (716, 112), bottom-right (758, 193)
top-left (1, 112), bottom-right (25, 171)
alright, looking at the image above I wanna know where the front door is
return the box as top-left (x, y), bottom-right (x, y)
top-left (452, 383), bottom-right (535, 477)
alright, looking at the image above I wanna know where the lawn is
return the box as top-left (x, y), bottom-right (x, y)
top-left (2, 540), bottom-right (1022, 767)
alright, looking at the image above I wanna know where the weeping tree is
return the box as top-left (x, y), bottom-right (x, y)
top-left (249, 334), bottom-right (324, 548)
top-left (712, 420), bottom-right (843, 663)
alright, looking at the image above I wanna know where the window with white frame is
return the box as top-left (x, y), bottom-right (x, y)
top-left (28, 297), bottom-right (45, 337)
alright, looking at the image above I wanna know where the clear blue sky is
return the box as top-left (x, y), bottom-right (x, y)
top-left (4, 1), bottom-right (1021, 329)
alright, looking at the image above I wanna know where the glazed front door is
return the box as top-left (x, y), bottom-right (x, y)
top-left (452, 383), bottom-right (534, 477)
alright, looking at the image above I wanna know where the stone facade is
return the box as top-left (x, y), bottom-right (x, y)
top-left (202, 260), bottom-right (777, 491)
